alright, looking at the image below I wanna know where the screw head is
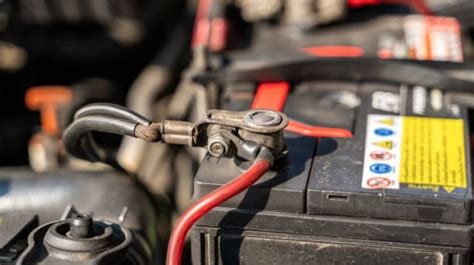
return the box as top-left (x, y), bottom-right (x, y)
top-left (207, 135), bottom-right (229, 157)
top-left (210, 142), bottom-right (225, 156)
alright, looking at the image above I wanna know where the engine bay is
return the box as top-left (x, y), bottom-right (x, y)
top-left (1, 0), bottom-right (474, 264)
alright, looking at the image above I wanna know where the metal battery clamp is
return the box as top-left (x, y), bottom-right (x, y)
top-left (64, 103), bottom-right (288, 163)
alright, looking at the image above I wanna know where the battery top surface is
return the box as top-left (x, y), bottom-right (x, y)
top-left (307, 82), bottom-right (472, 224)
top-left (195, 81), bottom-right (472, 224)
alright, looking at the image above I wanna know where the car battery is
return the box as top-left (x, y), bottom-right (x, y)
top-left (190, 81), bottom-right (474, 265)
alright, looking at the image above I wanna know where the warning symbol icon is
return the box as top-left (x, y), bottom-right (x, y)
top-left (444, 186), bottom-right (456, 193)
top-left (378, 118), bottom-right (394, 126)
top-left (367, 177), bottom-right (391, 189)
top-left (373, 140), bottom-right (393, 150)
top-left (370, 150), bottom-right (392, 161)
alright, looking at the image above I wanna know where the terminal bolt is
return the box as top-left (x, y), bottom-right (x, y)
top-left (244, 110), bottom-right (282, 128)
top-left (69, 213), bottom-right (94, 239)
top-left (207, 134), bottom-right (230, 157)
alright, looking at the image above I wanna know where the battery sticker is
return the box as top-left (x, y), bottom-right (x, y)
top-left (362, 114), bottom-right (467, 192)
top-left (372, 91), bottom-right (400, 113)
top-left (377, 16), bottom-right (463, 62)
top-left (404, 16), bottom-right (463, 62)
top-left (412, 86), bottom-right (427, 115)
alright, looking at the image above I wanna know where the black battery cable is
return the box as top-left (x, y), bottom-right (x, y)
top-left (63, 103), bottom-right (152, 163)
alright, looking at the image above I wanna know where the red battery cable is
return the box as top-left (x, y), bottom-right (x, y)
top-left (252, 82), bottom-right (353, 138)
top-left (166, 159), bottom-right (271, 265)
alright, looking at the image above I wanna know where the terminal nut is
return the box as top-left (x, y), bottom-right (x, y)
top-left (207, 134), bottom-right (230, 157)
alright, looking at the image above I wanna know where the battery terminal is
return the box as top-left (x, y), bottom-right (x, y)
top-left (63, 103), bottom-right (288, 163)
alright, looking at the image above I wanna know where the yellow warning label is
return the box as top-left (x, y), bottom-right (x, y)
top-left (400, 117), bottom-right (466, 192)
top-left (378, 118), bottom-right (394, 126)
top-left (373, 140), bottom-right (393, 150)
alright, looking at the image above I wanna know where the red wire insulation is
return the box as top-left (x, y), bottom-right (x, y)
top-left (191, 0), bottom-right (213, 48)
top-left (209, 18), bottom-right (228, 51)
top-left (251, 82), bottom-right (290, 110)
top-left (408, 0), bottom-right (432, 15)
top-left (301, 46), bottom-right (365, 58)
top-left (348, 0), bottom-right (432, 16)
top-left (166, 159), bottom-right (271, 265)
top-left (286, 120), bottom-right (353, 138)
top-left (252, 82), bottom-right (353, 138)
top-left (192, 0), bottom-right (228, 51)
